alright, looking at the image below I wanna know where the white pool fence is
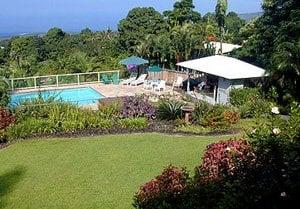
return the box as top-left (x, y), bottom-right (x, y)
top-left (9, 71), bottom-right (120, 90)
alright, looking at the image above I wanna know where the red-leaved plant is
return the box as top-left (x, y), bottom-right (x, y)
top-left (134, 165), bottom-right (189, 207)
top-left (0, 107), bottom-right (15, 130)
top-left (197, 139), bottom-right (255, 181)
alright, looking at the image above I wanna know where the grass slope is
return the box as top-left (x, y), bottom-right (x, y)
top-left (0, 134), bottom-right (228, 209)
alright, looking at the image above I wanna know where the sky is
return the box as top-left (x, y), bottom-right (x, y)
top-left (0, 0), bottom-right (262, 34)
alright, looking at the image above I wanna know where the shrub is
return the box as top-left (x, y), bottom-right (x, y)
top-left (195, 104), bottom-right (240, 131)
top-left (230, 88), bottom-right (271, 118)
top-left (223, 110), bottom-right (240, 124)
top-left (98, 98), bottom-right (121, 119)
top-left (118, 117), bottom-right (148, 130)
top-left (134, 165), bottom-right (189, 209)
top-left (0, 107), bottom-right (15, 130)
top-left (121, 96), bottom-right (155, 119)
top-left (157, 100), bottom-right (184, 121)
top-left (196, 139), bottom-right (255, 181)
top-left (200, 105), bottom-right (231, 131)
top-left (193, 101), bottom-right (211, 121)
top-left (230, 88), bottom-right (261, 107)
top-left (0, 107), bottom-right (15, 143)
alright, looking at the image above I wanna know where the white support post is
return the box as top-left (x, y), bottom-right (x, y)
top-left (11, 79), bottom-right (14, 91)
top-left (98, 72), bottom-right (100, 83)
top-left (34, 77), bottom-right (37, 89)
top-left (56, 75), bottom-right (59, 87)
top-left (77, 74), bottom-right (80, 85)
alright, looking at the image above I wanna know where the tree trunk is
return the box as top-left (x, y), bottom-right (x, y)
top-left (220, 27), bottom-right (224, 55)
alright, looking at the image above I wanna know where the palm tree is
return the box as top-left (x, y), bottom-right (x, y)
top-left (215, 0), bottom-right (228, 54)
top-left (171, 23), bottom-right (204, 63)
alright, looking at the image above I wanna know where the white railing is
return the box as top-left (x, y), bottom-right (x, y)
top-left (9, 71), bottom-right (120, 90)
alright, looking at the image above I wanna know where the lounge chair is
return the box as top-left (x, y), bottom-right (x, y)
top-left (154, 80), bottom-right (166, 92)
top-left (101, 74), bottom-right (111, 84)
top-left (172, 76), bottom-right (183, 90)
top-left (121, 73), bottom-right (137, 85)
top-left (130, 74), bottom-right (147, 86)
top-left (112, 73), bottom-right (120, 85)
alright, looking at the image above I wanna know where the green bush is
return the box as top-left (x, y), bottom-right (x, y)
top-left (230, 88), bottom-right (261, 107)
top-left (157, 100), bottom-right (183, 121)
top-left (230, 88), bottom-right (271, 118)
top-left (98, 98), bottom-right (121, 119)
top-left (7, 118), bottom-right (57, 139)
top-left (118, 118), bottom-right (148, 130)
top-left (200, 105), bottom-right (231, 131)
top-left (194, 101), bottom-right (211, 121)
top-left (194, 102), bottom-right (241, 131)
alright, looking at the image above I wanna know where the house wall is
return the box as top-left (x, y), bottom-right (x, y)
top-left (217, 78), bottom-right (231, 104)
top-left (217, 78), bottom-right (245, 105)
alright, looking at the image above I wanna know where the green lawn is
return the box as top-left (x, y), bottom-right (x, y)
top-left (0, 133), bottom-right (228, 209)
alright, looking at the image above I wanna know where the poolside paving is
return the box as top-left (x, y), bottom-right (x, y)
top-left (91, 83), bottom-right (174, 98)
top-left (12, 82), bottom-right (181, 110)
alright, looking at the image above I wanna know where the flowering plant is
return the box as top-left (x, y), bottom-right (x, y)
top-left (121, 96), bottom-right (155, 119)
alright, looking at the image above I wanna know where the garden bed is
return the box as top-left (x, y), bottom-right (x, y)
top-left (1, 120), bottom-right (241, 145)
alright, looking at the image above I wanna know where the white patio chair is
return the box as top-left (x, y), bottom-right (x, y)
top-left (130, 74), bottom-right (148, 86)
top-left (121, 73), bottom-right (137, 85)
top-left (172, 76), bottom-right (183, 90)
top-left (154, 80), bottom-right (166, 92)
top-left (143, 80), bottom-right (153, 90)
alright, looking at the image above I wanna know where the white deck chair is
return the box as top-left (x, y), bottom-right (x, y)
top-left (121, 73), bottom-right (138, 85)
top-left (130, 74), bottom-right (147, 86)
top-left (154, 80), bottom-right (166, 92)
top-left (143, 80), bottom-right (153, 90)
top-left (172, 76), bottom-right (184, 90)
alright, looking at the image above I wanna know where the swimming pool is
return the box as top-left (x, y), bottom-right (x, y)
top-left (10, 87), bottom-right (104, 106)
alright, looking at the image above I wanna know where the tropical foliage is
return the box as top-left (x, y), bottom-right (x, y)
top-left (134, 105), bottom-right (300, 209)
top-left (234, 0), bottom-right (300, 104)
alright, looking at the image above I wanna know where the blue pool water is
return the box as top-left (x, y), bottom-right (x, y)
top-left (10, 87), bottom-right (104, 106)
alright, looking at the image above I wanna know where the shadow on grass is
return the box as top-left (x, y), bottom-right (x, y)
top-left (0, 167), bottom-right (26, 209)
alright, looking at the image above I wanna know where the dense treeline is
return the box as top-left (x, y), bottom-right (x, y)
top-left (233, 0), bottom-right (300, 105)
top-left (0, 28), bottom-right (124, 78)
top-left (0, 0), bottom-right (245, 78)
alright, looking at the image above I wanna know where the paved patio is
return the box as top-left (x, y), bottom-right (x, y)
top-left (12, 82), bottom-right (181, 110)
top-left (91, 83), bottom-right (175, 98)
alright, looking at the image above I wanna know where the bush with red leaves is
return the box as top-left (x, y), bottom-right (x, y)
top-left (0, 107), bottom-right (15, 143)
top-left (0, 107), bottom-right (15, 130)
top-left (196, 139), bottom-right (255, 181)
top-left (134, 165), bottom-right (189, 209)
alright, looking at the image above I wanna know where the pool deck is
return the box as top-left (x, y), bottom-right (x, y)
top-left (11, 83), bottom-right (180, 110)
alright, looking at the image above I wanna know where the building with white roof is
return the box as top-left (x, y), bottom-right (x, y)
top-left (177, 55), bottom-right (267, 104)
top-left (205, 42), bottom-right (242, 54)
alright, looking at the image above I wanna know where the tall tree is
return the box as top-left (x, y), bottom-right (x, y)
top-left (163, 0), bottom-right (201, 27)
top-left (43, 27), bottom-right (67, 59)
top-left (118, 7), bottom-right (167, 52)
top-left (215, 0), bottom-right (228, 54)
top-left (234, 0), bottom-right (300, 104)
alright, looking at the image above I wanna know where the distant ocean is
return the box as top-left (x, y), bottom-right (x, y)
top-left (0, 12), bottom-right (262, 41)
top-left (0, 31), bottom-right (86, 40)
